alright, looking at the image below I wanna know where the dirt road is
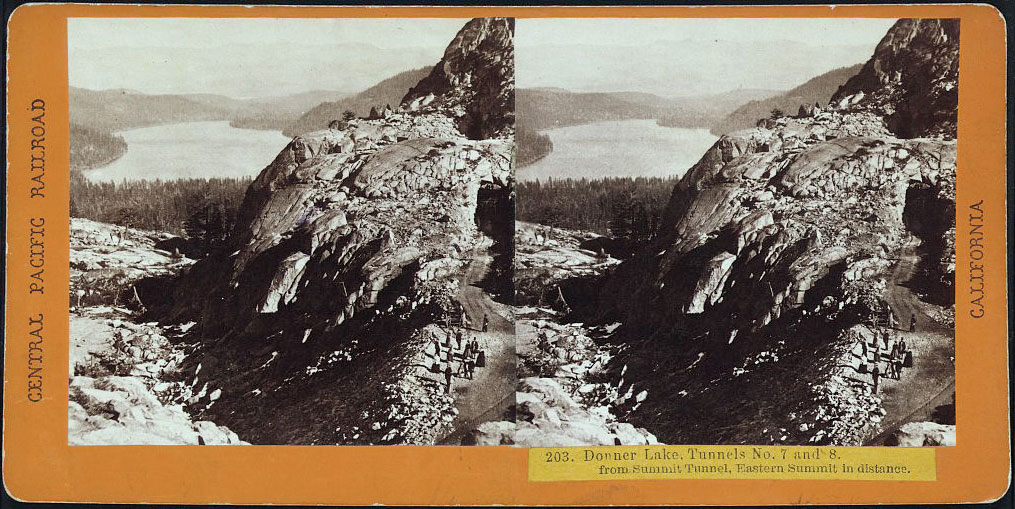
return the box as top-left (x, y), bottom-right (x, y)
top-left (437, 253), bottom-right (515, 445)
top-left (865, 246), bottom-right (955, 445)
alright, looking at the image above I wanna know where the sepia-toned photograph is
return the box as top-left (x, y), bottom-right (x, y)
top-left (67, 15), bottom-right (958, 448)
top-left (68, 16), bottom-right (516, 445)
top-left (9, 1), bottom-right (1013, 503)
top-left (512, 17), bottom-right (958, 447)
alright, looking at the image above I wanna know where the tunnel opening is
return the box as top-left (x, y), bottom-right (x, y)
top-left (902, 181), bottom-right (956, 306)
top-left (474, 183), bottom-right (515, 303)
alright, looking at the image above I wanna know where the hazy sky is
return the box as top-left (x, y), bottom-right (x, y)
top-left (516, 18), bottom-right (898, 96)
top-left (68, 18), bottom-right (468, 98)
top-left (69, 17), bottom-right (899, 99)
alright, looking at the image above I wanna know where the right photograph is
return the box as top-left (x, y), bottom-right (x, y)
top-left (512, 18), bottom-right (957, 447)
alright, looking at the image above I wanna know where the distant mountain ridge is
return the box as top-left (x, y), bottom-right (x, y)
top-left (69, 87), bottom-right (351, 133)
top-left (708, 64), bottom-right (865, 135)
top-left (283, 67), bottom-right (434, 137)
top-left (517, 87), bottom-right (780, 132)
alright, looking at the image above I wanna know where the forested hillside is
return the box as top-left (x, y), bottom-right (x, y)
top-left (70, 124), bottom-right (128, 170)
top-left (70, 87), bottom-right (233, 132)
top-left (516, 124), bottom-right (553, 167)
top-left (709, 64), bottom-right (864, 134)
top-left (283, 67), bottom-right (432, 136)
top-left (516, 87), bottom-right (776, 169)
top-left (228, 90), bottom-right (351, 130)
top-left (516, 176), bottom-right (678, 239)
top-left (518, 87), bottom-right (777, 131)
top-left (70, 169), bottom-right (251, 247)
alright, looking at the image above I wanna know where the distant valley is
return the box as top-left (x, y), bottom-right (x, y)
top-left (282, 66), bottom-right (433, 137)
top-left (516, 87), bottom-right (779, 131)
top-left (706, 64), bottom-right (864, 134)
top-left (515, 63), bottom-right (866, 170)
top-left (69, 66), bottom-right (433, 171)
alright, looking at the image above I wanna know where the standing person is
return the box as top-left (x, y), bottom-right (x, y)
top-left (466, 349), bottom-right (476, 380)
top-left (871, 363), bottom-right (881, 394)
top-left (482, 314), bottom-right (489, 333)
top-left (910, 313), bottom-right (917, 332)
top-left (887, 310), bottom-right (896, 329)
top-left (893, 345), bottom-right (905, 380)
top-left (461, 309), bottom-right (468, 329)
top-left (444, 364), bottom-right (453, 394)
top-left (473, 337), bottom-right (484, 368)
top-left (885, 341), bottom-right (897, 379)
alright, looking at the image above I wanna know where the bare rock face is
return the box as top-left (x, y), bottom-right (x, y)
top-left (885, 421), bottom-right (956, 446)
top-left (165, 18), bottom-right (514, 444)
top-left (830, 19), bottom-right (959, 139)
top-left (593, 19), bottom-right (957, 446)
top-left (606, 114), bottom-right (955, 347)
top-left (514, 378), bottom-right (658, 447)
top-left (604, 17), bottom-right (958, 352)
top-left (402, 17), bottom-right (514, 140)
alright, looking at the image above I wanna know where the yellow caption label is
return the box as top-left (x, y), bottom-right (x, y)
top-left (529, 445), bottom-right (936, 482)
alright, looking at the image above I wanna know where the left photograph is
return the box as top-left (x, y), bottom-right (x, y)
top-left (68, 17), bottom-right (516, 445)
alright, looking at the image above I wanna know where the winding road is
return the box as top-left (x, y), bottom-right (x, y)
top-left (865, 245), bottom-right (955, 445)
top-left (437, 253), bottom-right (516, 445)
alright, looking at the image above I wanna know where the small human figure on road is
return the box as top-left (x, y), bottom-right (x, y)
top-left (910, 313), bottom-right (917, 332)
top-left (892, 347), bottom-right (905, 380)
top-left (871, 363), bottom-right (881, 393)
top-left (444, 364), bottom-right (453, 394)
top-left (887, 310), bottom-right (896, 329)
top-left (482, 314), bottom-right (489, 333)
top-left (465, 352), bottom-right (476, 380)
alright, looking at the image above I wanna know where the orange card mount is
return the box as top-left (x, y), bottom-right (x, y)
top-left (4, 3), bottom-right (1010, 505)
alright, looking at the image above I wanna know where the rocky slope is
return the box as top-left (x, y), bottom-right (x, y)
top-left (592, 19), bottom-right (958, 446)
top-left (473, 223), bottom-right (656, 447)
top-left (403, 18), bottom-right (514, 140)
top-left (69, 219), bottom-right (245, 445)
top-left (160, 17), bottom-right (514, 445)
top-left (831, 19), bottom-right (959, 139)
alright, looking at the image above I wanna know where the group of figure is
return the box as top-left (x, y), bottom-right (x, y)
top-left (865, 311), bottom-right (917, 393)
top-left (436, 312), bottom-right (490, 394)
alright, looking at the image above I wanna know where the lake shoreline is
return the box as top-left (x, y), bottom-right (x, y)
top-left (77, 147), bottom-right (127, 172)
top-left (83, 120), bottom-right (291, 183)
top-left (518, 119), bottom-right (719, 182)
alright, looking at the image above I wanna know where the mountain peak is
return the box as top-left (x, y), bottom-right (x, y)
top-left (830, 18), bottom-right (959, 139)
top-left (401, 17), bottom-right (515, 139)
